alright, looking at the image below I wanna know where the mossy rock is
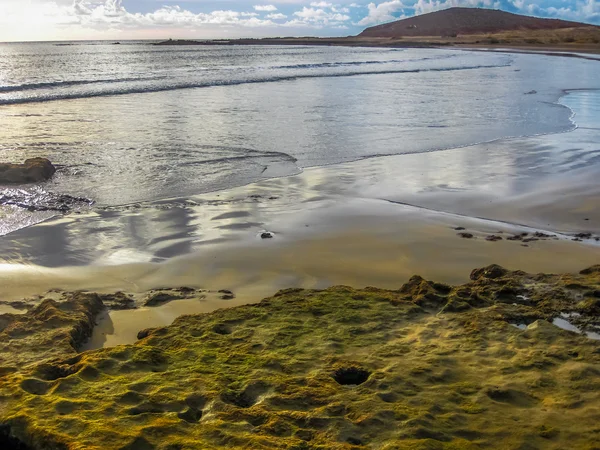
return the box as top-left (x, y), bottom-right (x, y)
top-left (1, 265), bottom-right (600, 448)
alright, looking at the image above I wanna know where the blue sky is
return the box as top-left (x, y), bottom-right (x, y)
top-left (0, 0), bottom-right (598, 42)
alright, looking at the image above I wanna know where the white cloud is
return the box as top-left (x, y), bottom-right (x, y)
top-left (358, 0), bottom-right (405, 25)
top-left (253, 5), bottom-right (277, 12)
top-left (73, 0), bottom-right (92, 16)
top-left (294, 7), bottom-right (351, 24)
top-left (266, 12), bottom-right (288, 19)
top-left (103, 0), bottom-right (125, 17)
top-left (0, 0), bottom-right (597, 42)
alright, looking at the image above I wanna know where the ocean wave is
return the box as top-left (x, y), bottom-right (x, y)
top-left (0, 75), bottom-right (167, 93)
top-left (0, 62), bottom-right (511, 106)
top-left (270, 54), bottom-right (458, 70)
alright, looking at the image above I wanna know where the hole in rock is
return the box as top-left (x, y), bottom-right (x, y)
top-left (333, 367), bottom-right (371, 386)
top-left (177, 407), bottom-right (203, 423)
top-left (221, 381), bottom-right (270, 408)
top-left (0, 425), bottom-right (32, 450)
top-left (34, 363), bottom-right (77, 381)
top-left (212, 323), bottom-right (232, 335)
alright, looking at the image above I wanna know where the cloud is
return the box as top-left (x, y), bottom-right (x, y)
top-left (103, 0), bottom-right (125, 17)
top-left (253, 5), bottom-right (278, 12)
top-left (266, 13), bottom-right (288, 19)
top-left (294, 6), bottom-right (351, 25)
top-left (358, 0), bottom-right (405, 25)
top-left (0, 0), bottom-right (597, 42)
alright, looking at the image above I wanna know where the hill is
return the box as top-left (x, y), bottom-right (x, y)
top-left (359, 7), bottom-right (596, 38)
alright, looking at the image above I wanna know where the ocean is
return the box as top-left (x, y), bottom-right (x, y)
top-left (0, 42), bottom-right (599, 236)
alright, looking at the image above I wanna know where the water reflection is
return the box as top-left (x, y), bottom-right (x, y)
top-left (0, 90), bottom-right (598, 267)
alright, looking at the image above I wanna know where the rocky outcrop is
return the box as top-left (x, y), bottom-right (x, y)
top-left (0, 292), bottom-right (104, 372)
top-left (0, 158), bottom-right (56, 184)
top-left (0, 265), bottom-right (599, 449)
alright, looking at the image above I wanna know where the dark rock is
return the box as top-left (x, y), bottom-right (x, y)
top-left (218, 289), bottom-right (235, 300)
top-left (99, 292), bottom-right (135, 310)
top-left (454, 227), bottom-right (466, 231)
top-left (0, 158), bottom-right (56, 184)
top-left (137, 328), bottom-right (156, 340)
top-left (507, 232), bottom-right (529, 241)
top-left (143, 292), bottom-right (183, 307)
top-left (0, 189), bottom-right (93, 213)
top-left (485, 235), bottom-right (503, 242)
top-left (457, 232), bottom-right (474, 239)
top-left (533, 232), bottom-right (555, 239)
top-left (522, 238), bottom-right (539, 243)
top-left (573, 233), bottom-right (592, 240)
top-left (261, 232), bottom-right (274, 239)
top-left (470, 264), bottom-right (508, 280)
top-left (580, 265), bottom-right (600, 275)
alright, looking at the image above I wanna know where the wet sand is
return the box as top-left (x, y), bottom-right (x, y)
top-left (0, 90), bottom-right (599, 349)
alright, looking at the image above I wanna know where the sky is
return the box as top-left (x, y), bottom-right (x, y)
top-left (0, 0), bottom-right (598, 42)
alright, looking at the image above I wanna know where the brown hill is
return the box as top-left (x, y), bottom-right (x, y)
top-left (359, 7), bottom-right (596, 38)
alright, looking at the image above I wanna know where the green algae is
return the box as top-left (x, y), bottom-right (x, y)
top-left (1, 265), bottom-right (600, 449)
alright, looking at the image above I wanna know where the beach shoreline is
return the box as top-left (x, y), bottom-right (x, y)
top-left (153, 36), bottom-right (600, 57)
top-left (1, 86), bottom-right (600, 348)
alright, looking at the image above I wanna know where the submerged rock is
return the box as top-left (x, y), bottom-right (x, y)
top-left (485, 234), bottom-right (503, 242)
top-left (0, 187), bottom-right (93, 213)
top-left (1, 265), bottom-right (600, 449)
top-left (143, 288), bottom-right (201, 307)
top-left (0, 158), bottom-right (56, 184)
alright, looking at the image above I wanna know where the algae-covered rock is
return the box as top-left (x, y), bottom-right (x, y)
top-left (0, 292), bottom-right (103, 371)
top-left (1, 265), bottom-right (600, 449)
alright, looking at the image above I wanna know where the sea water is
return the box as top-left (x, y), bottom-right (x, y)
top-left (0, 42), bottom-right (599, 234)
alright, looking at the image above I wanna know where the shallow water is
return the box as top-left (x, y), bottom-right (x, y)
top-left (1, 44), bottom-right (599, 235)
top-left (553, 313), bottom-right (600, 340)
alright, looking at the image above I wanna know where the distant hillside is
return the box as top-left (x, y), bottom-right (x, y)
top-left (359, 7), bottom-right (596, 38)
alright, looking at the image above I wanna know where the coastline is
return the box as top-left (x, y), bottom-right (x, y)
top-left (0, 88), bottom-right (599, 349)
top-left (0, 44), bottom-right (600, 449)
top-left (153, 36), bottom-right (600, 58)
